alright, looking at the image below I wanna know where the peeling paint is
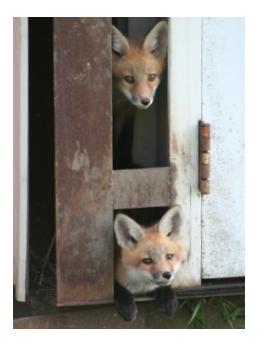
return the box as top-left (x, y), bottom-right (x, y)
top-left (65, 141), bottom-right (90, 182)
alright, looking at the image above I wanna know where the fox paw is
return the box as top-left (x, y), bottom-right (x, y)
top-left (114, 281), bottom-right (138, 321)
top-left (115, 301), bottom-right (138, 321)
top-left (156, 286), bottom-right (178, 317)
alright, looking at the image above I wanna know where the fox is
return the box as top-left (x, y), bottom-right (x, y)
top-left (114, 205), bottom-right (184, 321)
top-left (112, 21), bottom-right (168, 169)
top-left (112, 20), bottom-right (167, 109)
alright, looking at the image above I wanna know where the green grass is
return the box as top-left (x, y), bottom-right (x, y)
top-left (181, 296), bottom-right (245, 329)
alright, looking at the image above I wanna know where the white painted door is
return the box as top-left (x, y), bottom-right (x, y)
top-left (169, 17), bottom-right (244, 285)
top-left (201, 18), bottom-right (245, 279)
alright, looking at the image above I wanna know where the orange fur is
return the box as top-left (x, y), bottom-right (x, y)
top-left (115, 215), bottom-right (184, 294)
top-left (113, 43), bottom-right (164, 100)
top-left (112, 21), bottom-right (167, 109)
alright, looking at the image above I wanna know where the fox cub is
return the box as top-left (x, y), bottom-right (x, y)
top-left (112, 20), bottom-right (168, 109)
top-left (112, 21), bottom-right (168, 169)
top-left (114, 206), bottom-right (184, 321)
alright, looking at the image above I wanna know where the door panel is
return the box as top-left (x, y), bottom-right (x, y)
top-left (201, 18), bottom-right (245, 278)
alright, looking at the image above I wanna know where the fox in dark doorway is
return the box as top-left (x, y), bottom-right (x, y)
top-left (112, 21), bottom-right (168, 169)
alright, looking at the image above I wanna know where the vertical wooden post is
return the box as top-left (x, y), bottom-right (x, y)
top-left (168, 18), bottom-right (202, 287)
top-left (54, 18), bottom-right (113, 305)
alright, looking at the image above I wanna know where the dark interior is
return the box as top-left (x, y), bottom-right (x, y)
top-left (28, 18), bottom-right (56, 295)
top-left (114, 206), bottom-right (169, 227)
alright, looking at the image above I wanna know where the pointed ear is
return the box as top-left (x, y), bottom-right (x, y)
top-left (112, 25), bottom-right (129, 57)
top-left (114, 214), bottom-right (143, 249)
top-left (143, 21), bottom-right (168, 59)
top-left (158, 205), bottom-right (183, 240)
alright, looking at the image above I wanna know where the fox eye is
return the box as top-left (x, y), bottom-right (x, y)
top-left (166, 253), bottom-right (174, 260)
top-left (142, 258), bottom-right (154, 265)
top-left (148, 74), bottom-right (156, 82)
top-left (124, 75), bottom-right (135, 84)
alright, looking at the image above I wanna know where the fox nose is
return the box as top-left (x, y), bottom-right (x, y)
top-left (162, 272), bottom-right (171, 280)
top-left (141, 97), bottom-right (151, 106)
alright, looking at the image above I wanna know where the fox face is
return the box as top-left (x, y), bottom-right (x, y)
top-left (114, 206), bottom-right (184, 295)
top-left (112, 21), bottom-right (168, 110)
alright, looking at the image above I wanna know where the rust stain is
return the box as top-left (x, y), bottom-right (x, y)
top-left (54, 18), bottom-right (113, 305)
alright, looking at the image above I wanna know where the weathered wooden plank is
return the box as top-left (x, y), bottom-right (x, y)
top-left (168, 18), bottom-right (202, 287)
top-left (54, 18), bottom-right (113, 306)
top-left (113, 167), bottom-right (171, 209)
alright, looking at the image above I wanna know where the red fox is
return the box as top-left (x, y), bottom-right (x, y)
top-left (114, 206), bottom-right (184, 321)
top-left (112, 20), bottom-right (167, 109)
top-left (112, 21), bottom-right (168, 169)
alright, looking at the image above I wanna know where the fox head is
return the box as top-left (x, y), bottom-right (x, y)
top-left (112, 21), bottom-right (168, 110)
top-left (114, 206), bottom-right (184, 289)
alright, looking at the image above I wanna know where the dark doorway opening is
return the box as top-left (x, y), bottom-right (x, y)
top-left (28, 18), bottom-right (56, 300)
top-left (112, 17), bottom-right (169, 170)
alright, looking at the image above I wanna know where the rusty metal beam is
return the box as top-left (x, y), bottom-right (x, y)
top-left (113, 167), bottom-right (171, 209)
top-left (54, 18), bottom-right (113, 306)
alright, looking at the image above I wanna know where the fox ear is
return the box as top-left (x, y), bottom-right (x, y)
top-left (114, 214), bottom-right (143, 249)
top-left (112, 25), bottom-right (129, 57)
top-left (158, 205), bottom-right (182, 240)
top-left (143, 20), bottom-right (168, 59)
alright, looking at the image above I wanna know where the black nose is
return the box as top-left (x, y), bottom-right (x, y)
top-left (141, 98), bottom-right (150, 106)
top-left (162, 272), bottom-right (171, 280)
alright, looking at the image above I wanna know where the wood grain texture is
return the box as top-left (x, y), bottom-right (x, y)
top-left (54, 18), bottom-right (113, 306)
top-left (113, 167), bottom-right (171, 209)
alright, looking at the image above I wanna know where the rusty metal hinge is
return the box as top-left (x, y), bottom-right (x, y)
top-left (199, 120), bottom-right (211, 194)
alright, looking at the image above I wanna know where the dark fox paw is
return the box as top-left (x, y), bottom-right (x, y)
top-left (156, 286), bottom-right (178, 317)
top-left (115, 300), bottom-right (138, 321)
top-left (114, 281), bottom-right (138, 321)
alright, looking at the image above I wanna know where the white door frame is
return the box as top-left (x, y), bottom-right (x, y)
top-left (169, 18), bottom-right (202, 287)
top-left (13, 17), bottom-right (29, 302)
